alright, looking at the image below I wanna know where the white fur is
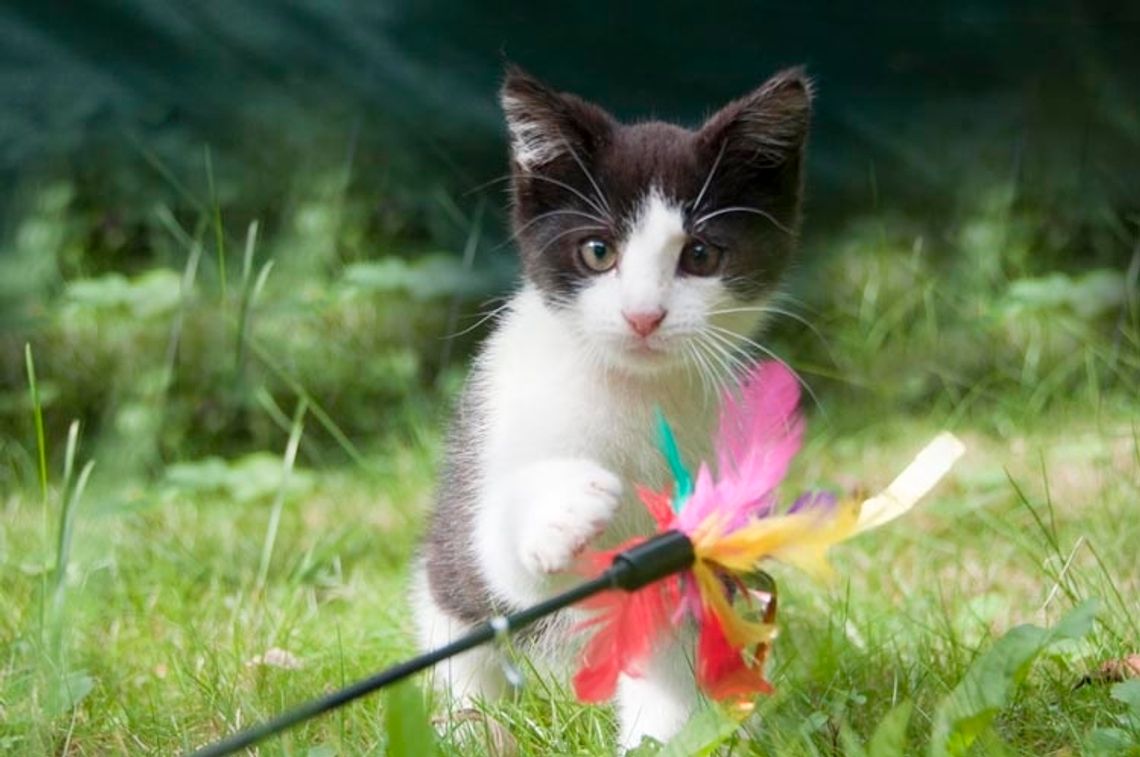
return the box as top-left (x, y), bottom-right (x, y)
top-left (617, 642), bottom-right (703, 749)
top-left (415, 189), bottom-right (764, 748)
top-left (502, 95), bottom-right (565, 169)
top-left (617, 190), bottom-right (687, 315)
top-left (516, 458), bottom-right (622, 576)
top-left (412, 561), bottom-right (508, 702)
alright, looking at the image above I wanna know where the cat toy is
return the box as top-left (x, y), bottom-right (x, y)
top-left (571, 362), bottom-right (965, 706)
top-left (190, 362), bottom-right (963, 757)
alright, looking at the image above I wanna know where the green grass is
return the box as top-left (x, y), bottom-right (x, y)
top-left (1, 172), bottom-right (1139, 754)
top-left (1, 401), bottom-right (1137, 754)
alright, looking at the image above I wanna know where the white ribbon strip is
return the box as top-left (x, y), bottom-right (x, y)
top-left (855, 432), bottom-right (966, 535)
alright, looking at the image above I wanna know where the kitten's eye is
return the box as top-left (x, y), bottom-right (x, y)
top-left (578, 237), bottom-right (617, 272)
top-left (679, 239), bottom-right (722, 277)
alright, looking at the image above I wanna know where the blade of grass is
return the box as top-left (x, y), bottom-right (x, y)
top-left (256, 398), bottom-right (308, 589)
top-left (235, 257), bottom-right (273, 384)
top-left (54, 459), bottom-right (93, 601)
top-left (26, 342), bottom-right (49, 643)
top-left (336, 623), bottom-right (346, 749)
top-left (246, 338), bottom-right (368, 470)
top-left (134, 141), bottom-right (206, 213)
top-left (204, 146), bottom-right (227, 300)
top-left (253, 386), bottom-right (294, 434)
top-left (165, 238), bottom-right (205, 386)
top-left (1083, 539), bottom-right (1140, 641)
top-left (385, 680), bottom-right (437, 757)
top-left (58, 421), bottom-right (79, 526)
top-left (24, 343), bottom-right (47, 505)
top-left (234, 221), bottom-right (261, 374)
top-left (48, 456), bottom-right (94, 663)
top-left (154, 203), bottom-right (202, 253)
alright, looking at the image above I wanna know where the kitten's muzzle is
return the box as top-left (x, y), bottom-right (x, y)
top-left (623, 308), bottom-right (667, 338)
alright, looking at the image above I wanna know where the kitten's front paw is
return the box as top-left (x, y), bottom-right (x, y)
top-left (515, 458), bottom-right (622, 575)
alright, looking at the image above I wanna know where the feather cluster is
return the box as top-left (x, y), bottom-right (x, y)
top-left (572, 361), bottom-right (964, 706)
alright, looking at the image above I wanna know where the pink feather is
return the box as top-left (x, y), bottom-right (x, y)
top-left (678, 362), bottom-right (803, 533)
top-left (573, 361), bottom-right (803, 704)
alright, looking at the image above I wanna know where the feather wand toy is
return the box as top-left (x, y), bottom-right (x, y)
top-left (572, 361), bottom-right (965, 706)
top-left (189, 361), bottom-right (963, 756)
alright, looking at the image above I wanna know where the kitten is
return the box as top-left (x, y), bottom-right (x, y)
top-left (412, 65), bottom-right (812, 749)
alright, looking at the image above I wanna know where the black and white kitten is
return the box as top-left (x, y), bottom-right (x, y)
top-left (413, 66), bottom-right (811, 748)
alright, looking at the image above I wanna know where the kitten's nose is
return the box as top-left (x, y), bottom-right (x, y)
top-left (623, 309), bottom-right (666, 338)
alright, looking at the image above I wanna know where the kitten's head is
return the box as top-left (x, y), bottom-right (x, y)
top-left (502, 66), bottom-right (812, 376)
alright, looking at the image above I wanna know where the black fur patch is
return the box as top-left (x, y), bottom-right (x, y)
top-left (503, 66), bottom-right (812, 304)
top-left (423, 381), bottom-right (507, 624)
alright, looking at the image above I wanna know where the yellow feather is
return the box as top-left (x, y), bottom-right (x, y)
top-left (689, 432), bottom-right (965, 647)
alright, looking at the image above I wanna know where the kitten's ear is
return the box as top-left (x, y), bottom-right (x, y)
top-left (699, 67), bottom-right (813, 165)
top-left (500, 66), bottom-right (615, 171)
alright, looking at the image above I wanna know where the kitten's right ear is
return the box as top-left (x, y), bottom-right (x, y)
top-left (500, 66), bottom-right (615, 171)
top-left (699, 67), bottom-right (813, 166)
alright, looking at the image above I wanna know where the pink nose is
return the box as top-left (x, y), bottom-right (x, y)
top-left (623, 309), bottom-right (666, 338)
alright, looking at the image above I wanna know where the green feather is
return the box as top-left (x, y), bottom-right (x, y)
top-left (654, 408), bottom-right (692, 512)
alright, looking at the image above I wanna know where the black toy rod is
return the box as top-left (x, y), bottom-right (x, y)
top-left (188, 530), bottom-right (695, 757)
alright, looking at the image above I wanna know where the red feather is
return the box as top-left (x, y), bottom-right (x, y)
top-left (696, 609), bottom-right (774, 701)
top-left (636, 484), bottom-right (675, 529)
top-left (573, 548), bottom-right (680, 702)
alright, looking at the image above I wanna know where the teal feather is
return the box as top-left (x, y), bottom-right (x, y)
top-left (654, 408), bottom-right (692, 513)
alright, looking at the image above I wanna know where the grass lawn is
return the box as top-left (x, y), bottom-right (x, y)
top-left (1, 179), bottom-right (1138, 754)
top-left (2, 390), bottom-right (1138, 755)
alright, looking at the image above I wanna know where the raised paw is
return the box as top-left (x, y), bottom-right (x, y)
top-left (514, 458), bottom-right (622, 576)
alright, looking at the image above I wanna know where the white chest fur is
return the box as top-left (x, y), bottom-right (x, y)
top-left (470, 287), bottom-right (718, 610)
top-left (484, 289), bottom-right (714, 498)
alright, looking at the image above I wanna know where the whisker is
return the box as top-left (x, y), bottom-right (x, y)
top-left (697, 342), bottom-right (731, 403)
top-left (491, 208), bottom-right (611, 254)
top-left (680, 340), bottom-right (711, 400)
top-left (563, 140), bottom-right (614, 218)
top-left (462, 173), bottom-right (513, 197)
top-left (767, 289), bottom-right (813, 314)
top-left (698, 331), bottom-right (752, 378)
top-left (704, 325), bottom-right (824, 414)
top-left (533, 224), bottom-right (609, 257)
top-left (690, 140), bottom-right (727, 218)
top-left (688, 339), bottom-right (723, 402)
top-left (693, 205), bottom-right (794, 236)
top-left (690, 344), bottom-right (727, 402)
top-left (516, 208), bottom-right (610, 236)
top-left (684, 335), bottom-right (729, 401)
top-left (679, 342), bottom-right (715, 408)
top-left (697, 330), bottom-right (761, 399)
top-left (708, 305), bottom-right (830, 346)
top-left (519, 172), bottom-right (612, 222)
top-left (705, 327), bottom-right (820, 413)
top-left (695, 332), bottom-right (751, 396)
top-left (487, 208), bottom-right (611, 255)
top-left (442, 300), bottom-right (512, 340)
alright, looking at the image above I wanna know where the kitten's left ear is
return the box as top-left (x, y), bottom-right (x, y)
top-left (699, 67), bottom-right (813, 165)
top-left (500, 66), bottom-right (615, 171)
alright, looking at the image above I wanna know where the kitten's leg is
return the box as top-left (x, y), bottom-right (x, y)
top-left (615, 645), bottom-right (702, 750)
top-left (477, 457), bottom-right (622, 607)
top-left (412, 564), bottom-right (506, 704)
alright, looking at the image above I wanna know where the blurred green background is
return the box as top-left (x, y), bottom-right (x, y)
top-left (2, 0), bottom-right (1138, 483)
top-left (2, 3), bottom-right (1139, 754)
